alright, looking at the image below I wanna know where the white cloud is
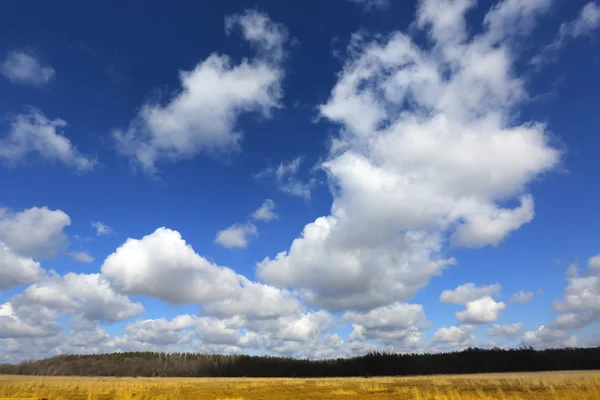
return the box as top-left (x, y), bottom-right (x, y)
top-left (0, 51), bottom-right (55, 86)
top-left (522, 325), bottom-right (578, 349)
top-left (0, 243), bottom-right (44, 290)
top-left (552, 255), bottom-right (600, 329)
top-left (344, 303), bottom-right (428, 350)
top-left (557, 2), bottom-right (600, 43)
top-left (0, 206), bottom-right (71, 259)
top-left (102, 228), bottom-right (242, 304)
top-left (68, 252), bottom-right (94, 263)
top-left (256, 157), bottom-right (315, 199)
top-left (203, 280), bottom-right (302, 319)
top-left (0, 108), bottom-right (96, 171)
top-left (456, 296), bottom-right (506, 325)
top-left (483, 0), bottom-right (552, 43)
top-left (440, 283), bottom-right (501, 304)
top-left (533, 2), bottom-right (600, 64)
top-left (124, 315), bottom-right (196, 346)
top-left (102, 227), bottom-right (301, 320)
top-left (510, 290), bottom-right (535, 304)
top-left (92, 221), bottom-right (113, 236)
top-left (114, 10), bottom-right (288, 173)
top-left (215, 223), bottom-right (257, 249)
top-left (348, 0), bottom-right (390, 12)
top-left (431, 325), bottom-right (475, 349)
top-left (486, 323), bottom-right (524, 337)
top-left (225, 9), bottom-right (288, 62)
top-left (259, 0), bottom-right (559, 312)
top-left (588, 254), bottom-right (600, 272)
top-left (14, 272), bottom-right (144, 322)
top-left (252, 199), bottom-right (278, 221)
top-left (0, 303), bottom-right (61, 339)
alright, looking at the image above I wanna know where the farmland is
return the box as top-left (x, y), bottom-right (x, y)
top-left (1, 371), bottom-right (600, 399)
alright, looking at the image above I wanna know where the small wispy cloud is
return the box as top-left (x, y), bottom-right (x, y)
top-left (0, 50), bottom-right (55, 86)
top-left (252, 199), bottom-right (278, 222)
top-left (92, 221), bottom-right (114, 236)
top-left (255, 156), bottom-right (316, 200)
top-left (214, 223), bottom-right (258, 249)
top-left (68, 251), bottom-right (94, 263)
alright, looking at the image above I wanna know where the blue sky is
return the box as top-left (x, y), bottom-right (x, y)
top-left (1, 0), bottom-right (600, 362)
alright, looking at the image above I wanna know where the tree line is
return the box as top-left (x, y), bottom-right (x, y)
top-left (1, 347), bottom-right (599, 377)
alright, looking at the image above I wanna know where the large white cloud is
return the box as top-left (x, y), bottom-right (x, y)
top-left (0, 243), bottom-right (44, 290)
top-left (344, 303), bottom-right (428, 350)
top-left (102, 227), bottom-right (302, 320)
top-left (14, 272), bottom-right (144, 322)
top-left (0, 303), bottom-right (61, 339)
top-left (0, 108), bottom-right (96, 171)
top-left (258, 0), bottom-right (560, 312)
top-left (114, 10), bottom-right (288, 173)
top-left (0, 206), bottom-right (71, 259)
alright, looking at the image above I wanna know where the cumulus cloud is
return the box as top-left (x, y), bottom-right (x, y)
top-left (440, 283), bottom-right (501, 304)
top-left (0, 303), bottom-right (61, 339)
top-left (259, 0), bottom-right (559, 312)
top-left (0, 206), bottom-right (71, 259)
top-left (431, 325), bottom-right (475, 349)
top-left (102, 227), bottom-right (301, 319)
top-left (214, 223), bottom-right (257, 249)
top-left (486, 323), bottom-right (524, 338)
top-left (0, 108), bottom-right (96, 171)
top-left (114, 10), bottom-right (288, 173)
top-left (14, 272), bottom-right (144, 322)
top-left (0, 50), bottom-right (55, 86)
top-left (522, 325), bottom-right (578, 349)
top-left (0, 243), bottom-right (44, 290)
top-left (456, 296), bottom-right (506, 325)
top-left (255, 156), bottom-right (315, 199)
top-left (551, 255), bottom-right (600, 329)
top-left (344, 303), bottom-right (428, 350)
top-left (251, 199), bottom-right (278, 221)
top-left (92, 221), bottom-right (113, 236)
top-left (124, 315), bottom-right (197, 346)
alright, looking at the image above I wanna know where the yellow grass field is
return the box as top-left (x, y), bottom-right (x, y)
top-left (1, 371), bottom-right (600, 400)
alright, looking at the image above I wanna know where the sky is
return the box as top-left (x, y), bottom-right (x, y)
top-left (0, 0), bottom-right (599, 363)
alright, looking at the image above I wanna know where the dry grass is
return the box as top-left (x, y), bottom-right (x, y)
top-left (0, 371), bottom-right (599, 399)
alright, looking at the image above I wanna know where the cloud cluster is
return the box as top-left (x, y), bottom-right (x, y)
top-left (2, 0), bottom-right (597, 362)
top-left (259, 0), bottom-right (560, 313)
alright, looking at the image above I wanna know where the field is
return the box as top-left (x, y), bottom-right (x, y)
top-left (1, 371), bottom-right (600, 399)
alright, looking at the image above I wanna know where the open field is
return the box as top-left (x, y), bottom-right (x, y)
top-left (1, 371), bottom-right (600, 399)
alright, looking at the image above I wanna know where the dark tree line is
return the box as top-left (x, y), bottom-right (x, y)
top-left (1, 347), bottom-right (599, 377)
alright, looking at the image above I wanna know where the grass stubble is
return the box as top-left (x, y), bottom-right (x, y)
top-left (0, 371), bottom-right (599, 399)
